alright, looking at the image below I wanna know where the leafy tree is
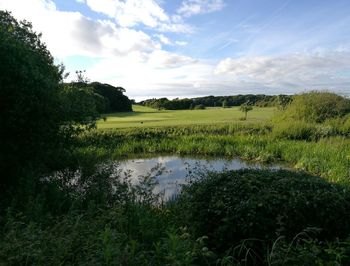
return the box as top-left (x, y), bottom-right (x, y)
top-left (0, 11), bottom-right (63, 190)
top-left (222, 99), bottom-right (228, 108)
top-left (240, 102), bottom-right (253, 120)
top-left (60, 84), bottom-right (103, 130)
top-left (0, 11), bottom-right (98, 192)
top-left (277, 94), bottom-right (292, 110)
top-left (90, 82), bottom-right (132, 112)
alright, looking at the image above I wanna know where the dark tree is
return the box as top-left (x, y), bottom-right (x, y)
top-left (0, 11), bottom-right (65, 189)
top-left (0, 12), bottom-right (100, 192)
top-left (89, 82), bottom-right (132, 112)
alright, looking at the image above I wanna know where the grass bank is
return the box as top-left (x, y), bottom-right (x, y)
top-left (78, 124), bottom-right (350, 183)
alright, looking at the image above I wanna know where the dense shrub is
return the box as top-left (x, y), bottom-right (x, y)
top-left (273, 121), bottom-right (320, 140)
top-left (325, 115), bottom-right (350, 137)
top-left (276, 91), bottom-right (350, 123)
top-left (175, 169), bottom-right (350, 255)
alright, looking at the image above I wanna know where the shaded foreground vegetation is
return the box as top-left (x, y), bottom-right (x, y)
top-left (3, 165), bottom-right (350, 265)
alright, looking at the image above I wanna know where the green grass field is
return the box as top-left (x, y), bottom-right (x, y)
top-left (97, 105), bottom-right (276, 129)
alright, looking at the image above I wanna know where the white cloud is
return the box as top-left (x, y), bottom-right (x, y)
top-left (175, 41), bottom-right (188, 46)
top-left (0, 0), bottom-right (202, 98)
top-left (178, 0), bottom-right (225, 17)
top-left (85, 52), bottom-right (214, 99)
top-left (154, 34), bottom-right (188, 47)
top-left (1, 0), bottom-right (349, 99)
top-left (215, 52), bottom-right (350, 85)
top-left (0, 0), bottom-right (158, 58)
top-left (157, 22), bottom-right (194, 33)
top-left (85, 0), bottom-right (168, 27)
top-left (154, 34), bottom-right (172, 45)
top-left (147, 50), bottom-right (197, 68)
top-left (82, 0), bottom-right (193, 33)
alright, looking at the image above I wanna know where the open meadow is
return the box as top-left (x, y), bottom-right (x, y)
top-left (97, 105), bottom-right (275, 129)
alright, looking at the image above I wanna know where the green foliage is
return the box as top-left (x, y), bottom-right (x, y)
top-left (65, 82), bottom-right (133, 114)
top-left (90, 82), bottom-right (132, 112)
top-left (0, 12), bottom-right (101, 196)
top-left (222, 99), bottom-right (228, 108)
top-left (276, 94), bottom-right (293, 110)
top-left (273, 121), bottom-right (316, 140)
top-left (140, 94), bottom-right (292, 110)
top-left (239, 102), bottom-right (253, 119)
top-left (277, 91), bottom-right (350, 123)
top-left (78, 124), bottom-right (350, 183)
top-left (0, 162), bottom-right (214, 265)
top-left (194, 104), bottom-right (206, 110)
top-left (175, 169), bottom-right (350, 261)
top-left (60, 84), bottom-right (102, 129)
top-left (324, 114), bottom-right (350, 137)
top-left (0, 11), bottom-right (63, 190)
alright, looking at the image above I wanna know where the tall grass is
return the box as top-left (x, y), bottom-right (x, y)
top-left (77, 125), bottom-right (350, 183)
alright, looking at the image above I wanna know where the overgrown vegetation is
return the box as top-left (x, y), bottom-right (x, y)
top-left (174, 169), bottom-right (350, 264)
top-left (275, 91), bottom-right (350, 123)
top-left (78, 124), bottom-right (350, 183)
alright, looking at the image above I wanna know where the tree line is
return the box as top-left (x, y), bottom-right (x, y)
top-left (140, 94), bottom-right (292, 110)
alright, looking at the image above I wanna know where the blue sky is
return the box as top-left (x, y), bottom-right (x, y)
top-left (1, 0), bottom-right (349, 99)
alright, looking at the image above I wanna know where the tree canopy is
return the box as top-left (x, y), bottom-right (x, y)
top-left (140, 94), bottom-right (292, 110)
top-left (0, 11), bottom-right (107, 191)
top-left (0, 11), bottom-right (65, 188)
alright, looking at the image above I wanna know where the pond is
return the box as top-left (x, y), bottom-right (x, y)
top-left (117, 155), bottom-right (285, 200)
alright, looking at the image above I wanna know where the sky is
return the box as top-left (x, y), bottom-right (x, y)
top-left (1, 0), bottom-right (350, 100)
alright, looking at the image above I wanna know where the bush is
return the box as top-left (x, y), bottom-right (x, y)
top-left (341, 115), bottom-right (350, 136)
top-left (273, 121), bottom-right (316, 140)
top-left (275, 91), bottom-right (350, 123)
top-left (175, 169), bottom-right (350, 255)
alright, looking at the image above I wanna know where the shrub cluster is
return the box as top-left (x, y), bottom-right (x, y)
top-left (175, 169), bottom-right (350, 259)
top-left (275, 91), bottom-right (350, 123)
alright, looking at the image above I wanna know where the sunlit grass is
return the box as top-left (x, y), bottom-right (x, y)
top-left (97, 105), bottom-right (276, 129)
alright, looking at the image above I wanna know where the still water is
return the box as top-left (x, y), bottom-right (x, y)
top-left (117, 156), bottom-right (284, 200)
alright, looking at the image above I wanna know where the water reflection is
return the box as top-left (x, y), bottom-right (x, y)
top-left (117, 156), bottom-right (283, 200)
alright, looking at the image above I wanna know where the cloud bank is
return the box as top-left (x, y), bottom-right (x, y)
top-left (0, 0), bottom-right (349, 100)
